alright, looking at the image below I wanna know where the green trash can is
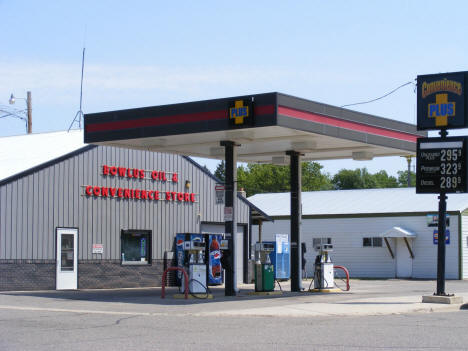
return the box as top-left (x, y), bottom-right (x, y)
top-left (255, 263), bottom-right (274, 292)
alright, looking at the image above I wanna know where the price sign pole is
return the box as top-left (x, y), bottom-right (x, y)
top-left (436, 129), bottom-right (448, 296)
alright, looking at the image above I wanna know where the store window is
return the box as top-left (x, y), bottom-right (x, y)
top-left (363, 237), bottom-right (383, 247)
top-left (121, 230), bottom-right (152, 265)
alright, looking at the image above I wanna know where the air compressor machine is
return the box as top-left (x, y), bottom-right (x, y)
top-left (314, 244), bottom-right (334, 289)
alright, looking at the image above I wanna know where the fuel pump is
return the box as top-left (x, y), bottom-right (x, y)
top-left (180, 240), bottom-right (207, 294)
top-left (254, 242), bottom-right (275, 292)
top-left (314, 244), bottom-right (334, 289)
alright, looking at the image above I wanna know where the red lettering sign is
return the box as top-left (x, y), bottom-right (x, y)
top-left (93, 186), bottom-right (100, 196)
top-left (83, 184), bottom-right (195, 203)
top-left (103, 164), bottom-right (181, 184)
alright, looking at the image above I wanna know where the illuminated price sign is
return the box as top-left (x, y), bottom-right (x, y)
top-left (416, 136), bottom-right (468, 193)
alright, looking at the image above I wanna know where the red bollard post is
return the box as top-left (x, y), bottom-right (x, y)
top-left (161, 267), bottom-right (188, 299)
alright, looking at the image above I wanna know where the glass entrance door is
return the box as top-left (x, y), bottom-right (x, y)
top-left (56, 228), bottom-right (78, 290)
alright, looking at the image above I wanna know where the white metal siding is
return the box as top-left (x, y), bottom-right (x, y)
top-left (0, 146), bottom-right (250, 261)
top-left (252, 215), bottom-right (460, 279)
top-left (462, 214), bottom-right (468, 279)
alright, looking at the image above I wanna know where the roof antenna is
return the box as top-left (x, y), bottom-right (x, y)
top-left (68, 46), bottom-right (86, 132)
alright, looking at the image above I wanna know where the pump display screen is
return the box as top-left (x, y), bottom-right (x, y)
top-left (416, 136), bottom-right (468, 193)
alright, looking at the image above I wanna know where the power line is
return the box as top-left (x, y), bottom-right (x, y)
top-left (340, 80), bottom-right (415, 109)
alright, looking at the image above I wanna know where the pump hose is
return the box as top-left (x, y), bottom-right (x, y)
top-left (188, 279), bottom-right (211, 299)
top-left (308, 267), bottom-right (320, 290)
top-left (275, 279), bottom-right (283, 292)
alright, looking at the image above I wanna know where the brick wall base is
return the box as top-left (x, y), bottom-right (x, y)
top-left (0, 260), bottom-right (55, 291)
top-left (78, 260), bottom-right (177, 289)
top-left (0, 259), bottom-right (178, 291)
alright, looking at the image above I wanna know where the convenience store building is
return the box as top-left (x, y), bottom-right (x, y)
top-left (0, 130), bottom-right (266, 291)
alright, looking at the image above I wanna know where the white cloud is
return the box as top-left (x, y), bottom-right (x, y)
top-left (0, 61), bottom-right (295, 96)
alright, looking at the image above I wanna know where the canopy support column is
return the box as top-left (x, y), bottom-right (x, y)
top-left (221, 140), bottom-right (238, 296)
top-left (287, 150), bottom-right (302, 292)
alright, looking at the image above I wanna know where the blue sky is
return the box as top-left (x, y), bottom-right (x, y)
top-left (1, 1), bottom-right (467, 176)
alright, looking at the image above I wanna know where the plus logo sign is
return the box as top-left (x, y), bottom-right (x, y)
top-left (229, 100), bottom-right (249, 125)
top-left (428, 93), bottom-right (456, 127)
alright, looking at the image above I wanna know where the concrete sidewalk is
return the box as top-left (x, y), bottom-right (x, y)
top-left (0, 279), bottom-right (467, 318)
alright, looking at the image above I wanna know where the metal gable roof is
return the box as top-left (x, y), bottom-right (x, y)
top-left (0, 130), bottom-right (270, 218)
top-left (247, 188), bottom-right (468, 216)
top-left (0, 130), bottom-right (87, 183)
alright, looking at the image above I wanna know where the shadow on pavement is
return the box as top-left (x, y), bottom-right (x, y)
top-left (0, 285), bottom-right (317, 306)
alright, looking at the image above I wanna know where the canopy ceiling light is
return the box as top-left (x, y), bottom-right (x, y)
top-left (291, 140), bottom-right (317, 151)
top-left (352, 151), bottom-right (374, 161)
top-left (272, 156), bottom-right (289, 165)
top-left (209, 147), bottom-right (225, 157)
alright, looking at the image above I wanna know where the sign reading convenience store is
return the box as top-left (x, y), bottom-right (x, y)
top-left (417, 71), bottom-right (467, 130)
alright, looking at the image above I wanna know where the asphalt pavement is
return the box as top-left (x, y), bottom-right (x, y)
top-left (0, 279), bottom-right (467, 318)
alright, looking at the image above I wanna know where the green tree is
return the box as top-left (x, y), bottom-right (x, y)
top-left (237, 162), bottom-right (332, 197)
top-left (238, 164), bottom-right (290, 196)
top-left (214, 161), bottom-right (225, 182)
top-left (397, 170), bottom-right (416, 187)
top-left (332, 168), bottom-right (377, 190)
top-left (373, 170), bottom-right (399, 188)
top-left (302, 162), bottom-right (333, 191)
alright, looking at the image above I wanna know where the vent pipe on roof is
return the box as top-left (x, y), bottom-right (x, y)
top-left (238, 188), bottom-right (247, 198)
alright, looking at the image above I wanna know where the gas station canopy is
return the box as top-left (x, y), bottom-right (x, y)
top-left (84, 92), bottom-right (426, 162)
top-left (84, 92), bottom-right (426, 295)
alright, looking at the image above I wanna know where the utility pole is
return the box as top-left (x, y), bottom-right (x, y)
top-left (8, 91), bottom-right (32, 134)
top-left (404, 155), bottom-right (413, 187)
top-left (26, 91), bottom-right (32, 134)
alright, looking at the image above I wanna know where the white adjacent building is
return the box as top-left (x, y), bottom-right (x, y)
top-left (249, 188), bottom-right (468, 279)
